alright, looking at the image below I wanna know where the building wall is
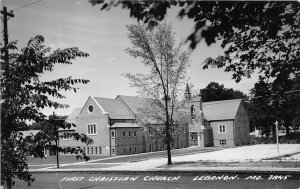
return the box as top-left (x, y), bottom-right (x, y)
top-left (210, 120), bottom-right (235, 147)
top-left (189, 121), bottom-right (212, 147)
top-left (113, 127), bottom-right (144, 155)
top-left (234, 103), bottom-right (251, 146)
top-left (60, 96), bottom-right (111, 156)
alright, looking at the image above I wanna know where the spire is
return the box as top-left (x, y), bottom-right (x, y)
top-left (185, 83), bottom-right (191, 94)
top-left (184, 83), bottom-right (191, 101)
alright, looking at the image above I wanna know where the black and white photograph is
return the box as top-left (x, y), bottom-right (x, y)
top-left (1, 0), bottom-right (300, 188)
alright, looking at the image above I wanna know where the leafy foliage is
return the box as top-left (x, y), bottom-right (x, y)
top-left (246, 78), bottom-right (300, 138)
top-left (91, 0), bottom-right (300, 139)
top-left (1, 35), bottom-right (91, 187)
top-left (124, 23), bottom-right (191, 165)
top-left (199, 82), bottom-right (246, 102)
top-left (91, 1), bottom-right (299, 84)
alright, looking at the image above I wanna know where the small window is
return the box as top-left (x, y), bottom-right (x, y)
top-left (87, 147), bottom-right (89, 154)
top-left (99, 147), bottom-right (102, 154)
top-left (219, 140), bottom-right (226, 146)
top-left (112, 148), bottom-right (115, 155)
top-left (129, 131), bottom-right (131, 137)
top-left (123, 131), bottom-right (126, 137)
top-left (134, 131), bottom-right (137, 136)
top-left (88, 105), bottom-right (94, 113)
top-left (219, 124), bottom-right (226, 134)
top-left (87, 124), bottom-right (96, 135)
top-left (148, 127), bottom-right (154, 135)
top-left (95, 147), bottom-right (98, 154)
top-left (135, 147), bottom-right (137, 153)
top-left (91, 147), bottom-right (93, 154)
top-left (111, 131), bottom-right (115, 139)
top-left (129, 148), bottom-right (132, 153)
top-left (191, 105), bottom-right (196, 119)
top-left (124, 148), bottom-right (126, 154)
top-left (63, 132), bottom-right (69, 140)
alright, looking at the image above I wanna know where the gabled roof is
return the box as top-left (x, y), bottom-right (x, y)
top-left (117, 95), bottom-right (151, 115)
top-left (66, 108), bottom-right (81, 123)
top-left (93, 97), bottom-right (135, 119)
top-left (202, 99), bottom-right (242, 121)
top-left (110, 122), bottom-right (141, 128)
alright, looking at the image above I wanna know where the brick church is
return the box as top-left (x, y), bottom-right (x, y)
top-left (59, 84), bottom-right (251, 156)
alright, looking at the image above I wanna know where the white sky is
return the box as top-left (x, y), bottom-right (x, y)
top-left (2, 0), bottom-right (258, 116)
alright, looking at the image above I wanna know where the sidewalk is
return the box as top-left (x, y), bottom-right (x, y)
top-left (30, 144), bottom-right (300, 173)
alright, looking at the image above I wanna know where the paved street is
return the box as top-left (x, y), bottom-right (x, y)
top-left (14, 171), bottom-right (300, 189)
top-left (22, 145), bottom-right (300, 189)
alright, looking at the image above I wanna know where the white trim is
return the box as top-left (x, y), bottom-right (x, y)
top-left (87, 123), bottom-right (97, 135)
top-left (91, 96), bottom-right (108, 115)
top-left (87, 104), bottom-right (94, 114)
top-left (218, 124), bottom-right (226, 134)
top-left (111, 130), bottom-right (115, 139)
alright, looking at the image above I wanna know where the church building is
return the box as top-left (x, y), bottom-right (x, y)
top-left (184, 84), bottom-right (251, 148)
top-left (59, 85), bottom-right (251, 156)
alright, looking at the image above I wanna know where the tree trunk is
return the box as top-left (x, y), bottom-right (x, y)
top-left (4, 179), bottom-right (12, 189)
top-left (164, 97), bottom-right (172, 165)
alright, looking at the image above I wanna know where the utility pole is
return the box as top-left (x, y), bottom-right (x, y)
top-left (274, 121), bottom-right (279, 154)
top-left (1, 7), bottom-right (14, 189)
top-left (1, 6), bottom-right (14, 64)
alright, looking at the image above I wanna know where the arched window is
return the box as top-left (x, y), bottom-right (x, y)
top-left (191, 105), bottom-right (195, 119)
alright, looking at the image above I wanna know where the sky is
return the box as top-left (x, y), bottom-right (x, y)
top-left (2, 0), bottom-right (258, 116)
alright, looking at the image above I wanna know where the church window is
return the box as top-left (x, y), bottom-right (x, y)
top-left (191, 105), bottom-right (195, 119)
top-left (219, 124), bottom-right (226, 134)
top-left (88, 105), bottom-right (94, 113)
top-left (219, 140), bottom-right (226, 146)
top-left (63, 132), bottom-right (69, 140)
top-left (111, 131), bottom-right (115, 139)
top-left (87, 124), bottom-right (96, 135)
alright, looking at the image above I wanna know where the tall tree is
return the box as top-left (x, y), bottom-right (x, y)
top-left (199, 82), bottom-right (246, 102)
top-left (124, 23), bottom-right (191, 165)
top-left (247, 77), bottom-right (300, 137)
top-left (1, 35), bottom-right (92, 188)
top-left (90, 1), bottom-right (300, 130)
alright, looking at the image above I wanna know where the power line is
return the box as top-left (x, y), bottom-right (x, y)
top-left (247, 89), bottom-right (300, 101)
top-left (11, 0), bottom-right (43, 12)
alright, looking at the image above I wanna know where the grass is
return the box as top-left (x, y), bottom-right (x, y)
top-left (27, 155), bottom-right (109, 165)
top-left (161, 161), bottom-right (300, 169)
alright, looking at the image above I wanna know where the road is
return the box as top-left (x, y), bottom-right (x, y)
top-left (14, 171), bottom-right (300, 189)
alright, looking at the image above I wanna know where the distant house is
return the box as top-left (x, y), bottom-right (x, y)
top-left (60, 87), bottom-right (251, 156)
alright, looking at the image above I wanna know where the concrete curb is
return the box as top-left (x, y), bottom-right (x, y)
top-left (29, 167), bottom-right (300, 174)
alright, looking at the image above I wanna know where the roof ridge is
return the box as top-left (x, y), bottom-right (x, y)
top-left (117, 95), bottom-right (138, 97)
top-left (203, 98), bottom-right (242, 104)
top-left (94, 97), bottom-right (118, 100)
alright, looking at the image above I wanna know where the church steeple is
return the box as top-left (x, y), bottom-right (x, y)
top-left (184, 83), bottom-right (191, 101)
